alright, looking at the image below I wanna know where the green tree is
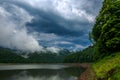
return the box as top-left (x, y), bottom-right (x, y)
top-left (92, 0), bottom-right (120, 54)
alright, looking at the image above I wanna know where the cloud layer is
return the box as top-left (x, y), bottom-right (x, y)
top-left (0, 3), bottom-right (43, 52)
top-left (0, 0), bottom-right (103, 52)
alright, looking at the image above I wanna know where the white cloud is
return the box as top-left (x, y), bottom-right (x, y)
top-left (75, 44), bottom-right (87, 50)
top-left (17, 0), bottom-right (53, 11)
top-left (16, 0), bottom-right (99, 32)
top-left (18, 0), bottom-right (96, 23)
top-left (46, 47), bottom-right (60, 53)
top-left (53, 0), bottom-right (95, 22)
top-left (0, 3), bottom-right (62, 53)
top-left (38, 33), bottom-right (60, 41)
top-left (0, 0), bottom-right (102, 52)
top-left (32, 32), bottom-right (89, 51)
top-left (53, 41), bottom-right (72, 45)
top-left (0, 5), bottom-right (43, 52)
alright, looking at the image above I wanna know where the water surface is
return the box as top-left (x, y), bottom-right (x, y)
top-left (0, 64), bottom-right (86, 80)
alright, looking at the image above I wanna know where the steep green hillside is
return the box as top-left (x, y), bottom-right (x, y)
top-left (91, 0), bottom-right (120, 79)
top-left (92, 0), bottom-right (120, 54)
top-left (93, 52), bottom-right (120, 80)
top-left (0, 48), bottom-right (26, 63)
top-left (64, 46), bottom-right (97, 63)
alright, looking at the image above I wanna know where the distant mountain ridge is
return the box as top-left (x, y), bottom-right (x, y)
top-left (0, 47), bottom-right (71, 63)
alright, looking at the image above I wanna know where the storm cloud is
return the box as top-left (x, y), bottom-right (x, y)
top-left (0, 0), bottom-right (103, 51)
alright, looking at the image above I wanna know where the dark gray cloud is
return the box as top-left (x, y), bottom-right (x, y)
top-left (0, 0), bottom-right (103, 51)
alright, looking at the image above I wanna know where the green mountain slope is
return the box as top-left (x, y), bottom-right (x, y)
top-left (92, 0), bottom-right (120, 54)
top-left (63, 46), bottom-right (96, 63)
top-left (0, 48), bottom-right (26, 63)
top-left (93, 52), bottom-right (120, 80)
top-left (0, 47), bottom-right (70, 63)
top-left (28, 50), bottom-right (70, 63)
top-left (91, 0), bottom-right (120, 79)
top-left (64, 0), bottom-right (120, 79)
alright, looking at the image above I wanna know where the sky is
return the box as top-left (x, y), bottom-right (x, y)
top-left (0, 0), bottom-right (103, 52)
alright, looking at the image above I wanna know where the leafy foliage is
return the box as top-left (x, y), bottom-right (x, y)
top-left (93, 52), bottom-right (120, 80)
top-left (64, 46), bottom-right (97, 63)
top-left (92, 0), bottom-right (120, 54)
top-left (92, 0), bottom-right (120, 80)
top-left (28, 49), bottom-right (70, 63)
top-left (0, 48), bottom-right (26, 63)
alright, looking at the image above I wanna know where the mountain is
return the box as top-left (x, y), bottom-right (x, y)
top-left (63, 46), bottom-right (96, 63)
top-left (0, 48), bottom-right (26, 63)
top-left (0, 47), bottom-right (71, 63)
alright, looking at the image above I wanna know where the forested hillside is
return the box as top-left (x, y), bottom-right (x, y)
top-left (0, 48), bottom-right (26, 63)
top-left (64, 0), bottom-right (120, 63)
top-left (64, 0), bottom-right (120, 79)
top-left (64, 46), bottom-right (96, 63)
top-left (0, 48), bottom-right (70, 63)
top-left (92, 0), bottom-right (120, 79)
top-left (92, 0), bottom-right (120, 54)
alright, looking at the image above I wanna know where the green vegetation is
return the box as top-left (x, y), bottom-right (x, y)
top-left (28, 50), bottom-right (70, 63)
top-left (64, 0), bottom-right (120, 79)
top-left (92, 0), bottom-right (120, 79)
top-left (92, 0), bottom-right (120, 54)
top-left (93, 52), bottom-right (120, 80)
top-left (0, 48), bottom-right (26, 63)
top-left (64, 46), bottom-right (97, 63)
top-left (0, 47), bottom-right (70, 63)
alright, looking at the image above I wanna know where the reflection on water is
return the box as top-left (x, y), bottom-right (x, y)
top-left (0, 65), bottom-right (86, 80)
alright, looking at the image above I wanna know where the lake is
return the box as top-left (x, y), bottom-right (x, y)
top-left (0, 64), bottom-right (89, 80)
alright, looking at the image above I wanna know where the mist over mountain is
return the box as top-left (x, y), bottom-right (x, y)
top-left (0, 47), bottom-right (71, 63)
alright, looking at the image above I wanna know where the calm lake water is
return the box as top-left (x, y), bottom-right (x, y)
top-left (0, 64), bottom-right (86, 80)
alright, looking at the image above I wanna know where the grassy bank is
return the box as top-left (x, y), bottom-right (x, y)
top-left (93, 52), bottom-right (120, 80)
